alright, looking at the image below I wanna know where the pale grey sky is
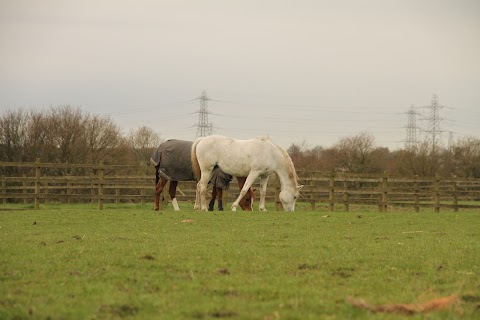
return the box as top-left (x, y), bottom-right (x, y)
top-left (1, 0), bottom-right (479, 150)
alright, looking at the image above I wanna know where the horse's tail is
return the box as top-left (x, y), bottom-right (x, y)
top-left (150, 143), bottom-right (162, 185)
top-left (155, 167), bottom-right (160, 185)
top-left (191, 138), bottom-right (203, 181)
top-left (152, 157), bottom-right (160, 186)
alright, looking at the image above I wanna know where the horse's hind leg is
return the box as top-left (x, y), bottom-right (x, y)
top-left (169, 180), bottom-right (180, 211)
top-left (209, 186), bottom-right (217, 211)
top-left (154, 178), bottom-right (168, 210)
top-left (217, 188), bottom-right (224, 211)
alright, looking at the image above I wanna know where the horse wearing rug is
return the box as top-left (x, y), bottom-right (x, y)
top-left (209, 174), bottom-right (253, 211)
top-left (191, 135), bottom-right (302, 212)
top-left (208, 168), bottom-right (231, 211)
top-left (151, 139), bottom-right (254, 211)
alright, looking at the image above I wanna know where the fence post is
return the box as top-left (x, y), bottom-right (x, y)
top-left (44, 180), bottom-right (48, 205)
top-left (452, 176), bottom-right (458, 212)
top-left (378, 193), bottom-right (382, 212)
top-left (414, 175), bottom-right (419, 213)
top-left (67, 179), bottom-right (71, 204)
top-left (98, 162), bottom-right (104, 210)
top-left (141, 188), bottom-right (145, 206)
top-left (329, 171), bottom-right (335, 212)
top-left (382, 171), bottom-right (388, 212)
top-left (34, 158), bottom-right (41, 209)
top-left (378, 176), bottom-right (383, 212)
top-left (343, 179), bottom-right (349, 212)
top-left (434, 174), bottom-right (440, 213)
top-left (22, 174), bottom-right (27, 204)
top-left (91, 183), bottom-right (95, 204)
top-left (309, 174), bottom-right (316, 210)
top-left (1, 177), bottom-right (6, 205)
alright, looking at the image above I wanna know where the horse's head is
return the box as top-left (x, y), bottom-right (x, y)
top-left (239, 188), bottom-right (255, 211)
top-left (279, 185), bottom-right (303, 212)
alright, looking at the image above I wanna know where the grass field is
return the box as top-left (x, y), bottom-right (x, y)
top-left (1, 203), bottom-right (479, 319)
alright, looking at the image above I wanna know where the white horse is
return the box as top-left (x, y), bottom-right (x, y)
top-left (191, 135), bottom-right (302, 212)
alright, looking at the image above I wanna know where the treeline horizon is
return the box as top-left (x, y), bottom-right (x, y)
top-left (1, 105), bottom-right (479, 178)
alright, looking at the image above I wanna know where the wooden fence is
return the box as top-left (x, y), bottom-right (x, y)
top-left (1, 160), bottom-right (480, 211)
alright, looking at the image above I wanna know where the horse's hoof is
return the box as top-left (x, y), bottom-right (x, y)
top-left (231, 206), bottom-right (237, 212)
top-left (259, 207), bottom-right (267, 212)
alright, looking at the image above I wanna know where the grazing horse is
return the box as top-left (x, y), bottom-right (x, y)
top-left (151, 139), bottom-right (254, 211)
top-left (191, 135), bottom-right (303, 212)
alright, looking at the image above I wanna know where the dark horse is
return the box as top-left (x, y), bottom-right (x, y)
top-left (208, 171), bottom-right (254, 211)
top-left (151, 139), bottom-right (254, 211)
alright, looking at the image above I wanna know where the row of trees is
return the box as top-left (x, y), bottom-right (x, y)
top-left (0, 106), bottom-right (162, 174)
top-left (288, 132), bottom-right (480, 178)
top-left (2, 106), bottom-right (479, 178)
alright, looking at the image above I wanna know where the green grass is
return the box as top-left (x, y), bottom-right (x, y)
top-left (1, 203), bottom-right (479, 319)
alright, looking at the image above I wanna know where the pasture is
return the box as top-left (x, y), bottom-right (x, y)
top-left (1, 203), bottom-right (479, 319)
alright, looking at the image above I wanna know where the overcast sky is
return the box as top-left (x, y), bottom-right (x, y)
top-left (1, 0), bottom-right (479, 150)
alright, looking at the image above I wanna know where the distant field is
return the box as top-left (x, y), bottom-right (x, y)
top-left (1, 203), bottom-right (479, 319)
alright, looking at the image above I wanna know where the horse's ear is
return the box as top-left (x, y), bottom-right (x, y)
top-left (297, 185), bottom-right (304, 191)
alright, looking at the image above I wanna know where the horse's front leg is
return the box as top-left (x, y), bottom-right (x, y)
top-left (237, 177), bottom-right (253, 211)
top-left (154, 178), bottom-right (168, 210)
top-left (231, 172), bottom-right (259, 211)
top-left (237, 177), bottom-right (248, 211)
top-left (258, 176), bottom-right (269, 211)
top-left (198, 170), bottom-right (213, 211)
top-left (169, 181), bottom-right (180, 211)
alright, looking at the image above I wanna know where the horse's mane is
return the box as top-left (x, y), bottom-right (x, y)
top-left (254, 137), bottom-right (298, 185)
top-left (272, 142), bottom-right (299, 186)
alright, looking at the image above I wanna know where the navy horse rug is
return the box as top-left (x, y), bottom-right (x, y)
top-left (150, 139), bottom-right (195, 182)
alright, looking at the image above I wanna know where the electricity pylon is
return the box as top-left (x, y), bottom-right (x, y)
top-left (195, 90), bottom-right (213, 138)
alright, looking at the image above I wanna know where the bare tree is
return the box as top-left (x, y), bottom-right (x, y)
top-left (287, 141), bottom-right (309, 168)
top-left (411, 140), bottom-right (439, 177)
top-left (84, 114), bottom-right (122, 164)
top-left (46, 106), bottom-right (87, 164)
top-left (127, 126), bottom-right (162, 166)
top-left (0, 108), bottom-right (29, 163)
top-left (332, 132), bottom-right (378, 173)
top-left (24, 109), bottom-right (54, 162)
top-left (451, 137), bottom-right (480, 178)
top-left (288, 142), bottom-right (328, 172)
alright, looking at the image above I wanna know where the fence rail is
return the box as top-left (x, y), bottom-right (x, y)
top-left (2, 160), bottom-right (480, 211)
